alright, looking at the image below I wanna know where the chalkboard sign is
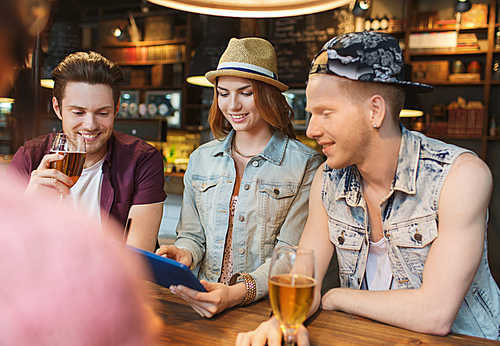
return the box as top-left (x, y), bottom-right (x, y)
top-left (269, 6), bottom-right (354, 85)
top-left (42, 22), bottom-right (81, 79)
top-left (188, 16), bottom-right (240, 77)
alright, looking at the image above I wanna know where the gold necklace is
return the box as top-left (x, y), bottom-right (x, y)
top-left (232, 138), bottom-right (258, 158)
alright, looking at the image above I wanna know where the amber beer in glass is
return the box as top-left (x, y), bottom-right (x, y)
top-left (49, 133), bottom-right (86, 201)
top-left (50, 152), bottom-right (86, 187)
top-left (268, 246), bottom-right (316, 346)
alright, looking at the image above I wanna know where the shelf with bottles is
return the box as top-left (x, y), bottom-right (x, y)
top-left (363, 14), bottom-right (404, 33)
top-left (117, 89), bottom-right (182, 134)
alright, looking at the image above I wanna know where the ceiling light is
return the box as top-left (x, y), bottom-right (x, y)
top-left (111, 27), bottom-right (122, 38)
top-left (455, 0), bottom-right (472, 13)
top-left (148, 0), bottom-right (352, 18)
top-left (40, 79), bottom-right (54, 88)
top-left (399, 109), bottom-right (423, 117)
top-left (352, 0), bottom-right (370, 17)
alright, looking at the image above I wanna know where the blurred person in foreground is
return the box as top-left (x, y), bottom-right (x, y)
top-left (7, 50), bottom-right (167, 252)
top-left (237, 31), bottom-right (500, 345)
top-left (156, 37), bottom-right (323, 317)
top-left (0, 177), bottom-right (163, 345)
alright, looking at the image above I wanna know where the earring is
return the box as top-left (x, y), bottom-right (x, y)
top-left (373, 124), bottom-right (378, 129)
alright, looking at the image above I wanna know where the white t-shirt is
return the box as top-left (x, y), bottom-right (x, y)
top-left (67, 157), bottom-right (105, 226)
top-left (362, 237), bottom-right (398, 291)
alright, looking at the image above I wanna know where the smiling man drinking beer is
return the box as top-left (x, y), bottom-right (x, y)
top-left (7, 51), bottom-right (166, 252)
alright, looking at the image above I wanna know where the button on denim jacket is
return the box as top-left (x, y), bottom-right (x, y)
top-left (322, 127), bottom-right (500, 340)
top-left (175, 130), bottom-right (323, 301)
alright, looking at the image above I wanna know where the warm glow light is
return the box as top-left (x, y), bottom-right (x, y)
top-left (148, 0), bottom-right (351, 18)
top-left (0, 98), bottom-right (14, 103)
top-left (358, 1), bottom-right (369, 10)
top-left (112, 27), bottom-right (122, 37)
top-left (41, 79), bottom-right (54, 89)
top-left (186, 76), bottom-right (214, 88)
top-left (400, 109), bottom-right (424, 117)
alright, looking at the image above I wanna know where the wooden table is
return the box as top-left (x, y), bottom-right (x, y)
top-left (148, 284), bottom-right (500, 345)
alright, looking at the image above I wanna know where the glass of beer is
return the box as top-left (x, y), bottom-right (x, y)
top-left (49, 133), bottom-right (86, 202)
top-left (268, 246), bottom-right (316, 346)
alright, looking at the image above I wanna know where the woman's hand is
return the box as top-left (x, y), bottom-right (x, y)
top-left (155, 245), bottom-right (193, 267)
top-left (235, 316), bottom-right (309, 346)
top-left (170, 280), bottom-right (247, 318)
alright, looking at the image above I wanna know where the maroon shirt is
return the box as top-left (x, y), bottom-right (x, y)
top-left (7, 131), bottom-right (167, 229)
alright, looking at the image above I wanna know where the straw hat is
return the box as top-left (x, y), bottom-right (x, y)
top-left (205, 37), bottom-right (288, 92)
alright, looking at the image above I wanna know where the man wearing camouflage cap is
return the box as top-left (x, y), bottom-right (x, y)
top-left (237, 31), bottom-right (500, 344)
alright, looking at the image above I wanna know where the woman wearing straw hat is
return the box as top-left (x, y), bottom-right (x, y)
top-left (156, 37), bottom-right (323, 317)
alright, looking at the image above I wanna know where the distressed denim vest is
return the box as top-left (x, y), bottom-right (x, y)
top-left (322, 127), bottom-right (500, 340)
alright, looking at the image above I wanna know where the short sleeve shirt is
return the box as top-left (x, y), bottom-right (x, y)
top-left (7, 131), bottom-right (167, 230)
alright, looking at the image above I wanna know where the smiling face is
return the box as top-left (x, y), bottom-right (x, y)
top-left (53, 82), bottom-right (118, 167)
top-left (306, 74), bottom-right (373, 170)
top-left (216, 76), bottom-right (271, 136)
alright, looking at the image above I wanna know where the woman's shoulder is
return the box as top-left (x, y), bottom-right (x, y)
top-left (195, 138), bottom-right (225, 151)
top-left (189, 138), bottom-right (225, 160)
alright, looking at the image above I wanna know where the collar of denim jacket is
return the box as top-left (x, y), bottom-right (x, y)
top-left (212, 129), bottom-right (287, 165)
top-left (391, 125), bottom-right (419, 195)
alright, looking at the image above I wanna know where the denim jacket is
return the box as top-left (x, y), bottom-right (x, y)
top-left (175, 130), bottom-right (323, 301)
top-left (322, 127), bottom-right (500, 340)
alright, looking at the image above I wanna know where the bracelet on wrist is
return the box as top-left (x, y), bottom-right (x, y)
top-left (229, 272), bottom-right (257, 306)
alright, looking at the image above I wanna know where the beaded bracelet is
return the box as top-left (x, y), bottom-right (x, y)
top-left (229, 272), bottom-right (257, 306)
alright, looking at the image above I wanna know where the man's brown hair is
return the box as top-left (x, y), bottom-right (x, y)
top-left (52, 51), bottom-right (124, 109)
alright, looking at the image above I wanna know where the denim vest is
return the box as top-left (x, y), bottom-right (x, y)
top-left (175, 130), bottom-right (323, 300)
top-left (322, 127), bottom-right (500, 340)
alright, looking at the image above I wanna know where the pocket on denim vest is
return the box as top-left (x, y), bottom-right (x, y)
top-left (328, 219), bottom-right (365, 275)
top-left (257, 182), bottom-right (299, 226)
top-left (192, 177), bottom-right (220, 225)
top-left (387, 215), bottom-right (438, 276)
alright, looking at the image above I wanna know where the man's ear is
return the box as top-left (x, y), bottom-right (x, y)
top-left (52, 97), bottom-right (63, 121)
top-left (369, 94), bottom-right (386, 129)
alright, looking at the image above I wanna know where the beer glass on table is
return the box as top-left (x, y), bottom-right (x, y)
top-left (49, 133), bottom-right (86, 203)
top-left (268, 246), bottom-right (316, 346)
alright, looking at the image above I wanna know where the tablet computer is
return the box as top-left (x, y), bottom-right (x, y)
top-left (126, 245), bottom-right (206, 292)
